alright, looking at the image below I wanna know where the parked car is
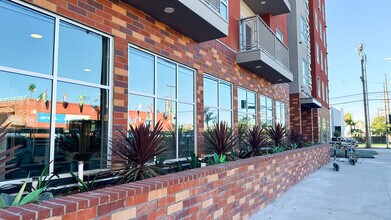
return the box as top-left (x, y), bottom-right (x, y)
top-left (346, 138), bottom-right (358, 147)
top-left (331, 137), bottom-right (349, 148)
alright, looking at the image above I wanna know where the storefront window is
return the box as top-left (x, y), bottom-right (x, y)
top-left (128, 47), bottom-right (195, 159)
top-left (0, 0), bottom-right (111, 179)
top-left (203, 75), bottom-right (232, 128)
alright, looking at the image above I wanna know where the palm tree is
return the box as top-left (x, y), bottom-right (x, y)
top-left (28, 83), bottom-right (36, 98)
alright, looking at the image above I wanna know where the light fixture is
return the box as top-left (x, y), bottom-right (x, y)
top-left (255, 65), bottom-right (262, 69)
top-left (384, 58), bottom-right (391, 61)
top-left (83, 68), bottom-right (92, 72)
top-left (30, 33), bottom-right (43, 39)
top-left (261, 1), bottom-right (266, 5)
top-left (277, 79), bottom-right (283, 82)
top-left (164, 7), bottom-right (175, 14)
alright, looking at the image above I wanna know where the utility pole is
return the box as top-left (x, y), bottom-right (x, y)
top-left (357, 43), bottom-right (372, 148)
top-left (384, 80), bottom-right (389, 148)
top-left (385, 74), bottom-right (390, 148)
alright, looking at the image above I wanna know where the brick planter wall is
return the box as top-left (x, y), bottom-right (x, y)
top-left (0, 144), bottom-right (330, 220)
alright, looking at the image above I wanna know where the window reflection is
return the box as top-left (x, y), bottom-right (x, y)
top-left (204, 107), bottom-right (217, 129)
top-left (178, 103), bottom-right (194, 158)
top-left (58, 21), bottom-right (109, 85)
top-left (178, 67), bottom-right (194, 103)
top-left (0, 0), bottom-right (54, 74)
top-left (204, 77), bottom-right (218, 107)
top-left (128, 94), bottom-right (154, 127)
top-left (129, 48), bottom-right (154, 95)
top-left (260, 95), bottom-right (274, 127)
top-left (128, 47), bottom-right (195, 159)
top-left (219, 110), bottom-right (232, 127)
top-left (157, 58), bottom-right (176, 100)
top-left (0, 71), bottom-right (52, 180)
top-left (219, 82), bottom-right (231, 109)
top-left (157, 99), bottom-right (176, 160)
top-left (54, 82), bottom-right (108, 173)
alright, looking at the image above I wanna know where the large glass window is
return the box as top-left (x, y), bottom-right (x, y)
top-left (203, 75), bottom-right (232, 129)
top-left (260, 95), bottom-right (274, 128)
top-left (0, 0), bottom-right (111, 179)
top-left (276, 101), bottom-right (287, 127)
top-left (128, 47), bottom-right (195, 160)
top-left (0, 0), bottom-right (54, 74)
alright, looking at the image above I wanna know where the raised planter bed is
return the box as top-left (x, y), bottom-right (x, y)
top-left (0, 144), bottom-right (330, 220)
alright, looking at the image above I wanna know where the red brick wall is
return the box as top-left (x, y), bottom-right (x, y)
top-left (289, 93), bottom-right (301, 133)
top-left (24, 0), bottom-right (290, 155)
top-left (309, 0), bottom-right (329, 109)
top-left (219, 0), bottom-right (240, 51)
top-left (0, 144), bottom-right (330, 220)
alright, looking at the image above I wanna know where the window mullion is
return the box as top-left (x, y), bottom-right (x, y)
top-left (175, 64), bottom-right (179, 160)
top-left (49, 17), bottom-right (60, 174)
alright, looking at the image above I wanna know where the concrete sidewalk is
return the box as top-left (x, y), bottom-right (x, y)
top-left (251, 149), bottom-right (391, 220)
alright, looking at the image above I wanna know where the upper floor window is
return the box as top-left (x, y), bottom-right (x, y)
top-left (203, 75), bottom-right (232, 128)
top-left (316, 43), bottom-right (319, 64)
top-left (129, 47), bottom-right (196, 159)
top-left (321, 51), bottom-right (324, 70)
top-left (260, 95), bottom-right (274, 128)
top-left (300, 16), bottom-right (308, 44)
top-left (276, 28), bottom-right (283, 42)
top-left (205, 0), bottom-right (228, 21)
top-left (322, 81), bottom-right (325, 100)
top-left (320, 25), bottom-right (323, 40)
top-left (315, 12), bottom-right (318, 32)
top-left (317, 77), bottom-right (321, 98)
top-left (302, 59), bottom-right (311, 88)
top-left (322, 3), bottom-right (325, 19)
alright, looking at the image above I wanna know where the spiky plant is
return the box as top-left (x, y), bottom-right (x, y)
top-left (204, 121), bottom-right (237, 160)
top-left (244, 125), bottom-right (267, 157)
top-left (287, 129), bottom-right (308, 148)
top-left (0, 123), bottom-right (22, 176)
top-left (110, 121), bottom-right (167, 184)
top-left (265, 123), bottom-right (287, 147)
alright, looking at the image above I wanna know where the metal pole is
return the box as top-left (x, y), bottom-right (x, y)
top-left (358, 44), bottom-right (372, 148)
top-left (385, 74), bottom-right (390, 148)
top-left (384, 81), bottom-right (389, 148)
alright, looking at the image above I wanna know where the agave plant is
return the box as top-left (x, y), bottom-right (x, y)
top-left (0, 123), bottom-right (22, 177)
top-left (244, 125), bottom-right (267, 157)
top-left (186, 154), bottom-right (201, 169)
top-left (110, 121), bottom-right (167, 184)
top-left (204, 121), bottom-right (237, 160)
top-left (272, 146), bottom-right (286, 153)
top-left (68, 172), bottom-right (100, 193)
top-left (266, 123), bottom-right (287, 147)
top-left (206, 153), bottom-right (226, 165)
top-left (288, 129), bottom-right (308, 148)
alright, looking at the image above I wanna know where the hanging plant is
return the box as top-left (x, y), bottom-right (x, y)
top-left (78, 94), bottom-right (85, 113)
top-left (62, 93), bottom-right (68, 109)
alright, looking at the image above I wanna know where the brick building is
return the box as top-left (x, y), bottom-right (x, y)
top-left (0, 0), bottom-right (294, 181)
top-left (288, 0), bottom-right (330, 143)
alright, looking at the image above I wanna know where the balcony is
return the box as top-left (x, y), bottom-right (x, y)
top-left (237, 16), bottom-right (293, 84)
top-left (243, 0), bottom-right (291, 16)
top-left (123, 0), bottom-right (228, 42)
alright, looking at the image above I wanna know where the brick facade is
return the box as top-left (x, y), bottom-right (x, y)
top-left (24, 0), bottom-right (290, 155)
top-left (0, 144), bottom-right (330, 220)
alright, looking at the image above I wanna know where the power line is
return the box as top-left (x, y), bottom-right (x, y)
top-left (330, 91), bottom-right (387, 100)
top-left (331, 98), bottom-right (390, 105)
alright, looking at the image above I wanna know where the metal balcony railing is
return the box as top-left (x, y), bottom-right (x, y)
top-left (239, 15), bottom-right (290, 69)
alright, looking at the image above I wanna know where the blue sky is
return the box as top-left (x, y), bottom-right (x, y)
top-left (327, 0), bottom-right (391, 122)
